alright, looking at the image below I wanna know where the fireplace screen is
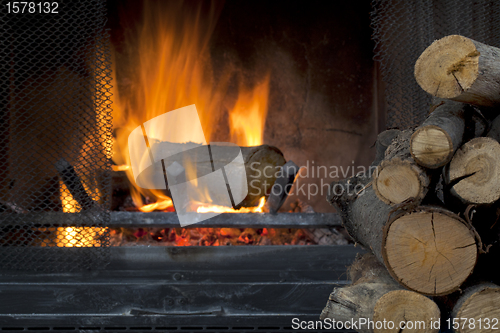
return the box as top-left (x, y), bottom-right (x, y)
top-left (0, 0), bottom-right (112, 271)
top-left (371, 0), bottom-right (500, 129)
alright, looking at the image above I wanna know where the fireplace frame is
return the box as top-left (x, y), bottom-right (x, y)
top-left (0, 229), bottom-right (361, 332)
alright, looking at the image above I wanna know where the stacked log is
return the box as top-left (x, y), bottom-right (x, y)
top-left (320, 253), bottom-right (440, 333)
top-left (322, 35), bottom-right (500, 332)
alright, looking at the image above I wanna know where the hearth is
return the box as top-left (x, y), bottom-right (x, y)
top-left (0, 0), bottom-right (380, 331)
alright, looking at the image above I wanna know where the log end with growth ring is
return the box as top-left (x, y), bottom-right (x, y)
top-left (411, 125), bottom-right (454, 169)
top-left (453, 284), bottom-right (500, 333)
top-left (446, 137), bottom-right (500, 205)
top-left (373, 159), bottom-right (427, 205)
top-left (373, 290), bottom-right (440, 333)
top-left (415, 35), bottom-right (479, 100)
top-left (383, 209), bottom-right (477, 296)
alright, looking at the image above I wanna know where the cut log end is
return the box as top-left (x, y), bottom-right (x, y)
top-left (447, 137), bottom-right (500, 205)
top-left (373, 290), bottom-right (440, 333)
top-left (411, 125), bottom-right (453, 169)
top-left (453, 285), bottom-right (500, 333)
top-left (415, 35), bottom-right (479, 100)
top-left (373, 159), bottom-right (425, 205)
top-left (383, 209), bottom-right (477, 296)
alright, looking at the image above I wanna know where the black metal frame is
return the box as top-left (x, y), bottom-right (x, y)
top-left (109, 212), bottom-right (343, 228)
top-left (0, 243), bottom-right (361, 332)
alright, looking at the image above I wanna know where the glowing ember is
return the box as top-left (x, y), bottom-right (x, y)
top-left (111, 1), bottom-right (271, 211)
top-left (110, 227), bottom-right (315, 247)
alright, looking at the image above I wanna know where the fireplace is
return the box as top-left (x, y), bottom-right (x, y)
top-left (0, 0), bottom-right (379, 331)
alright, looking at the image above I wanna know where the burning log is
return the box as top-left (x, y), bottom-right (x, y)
top-left (415, 35), bottom-right (500, 107)
top-left (372, 129), bottom-right (432, 205)
top-left (264, 160), bottom-right (299, 213)
top-left (444, 137), bottom-right (500, 205)
top-left (224, 144), bottom-right (286, 208)
top-left (148, 143), bottom-right (286, 208)
top-left (451, 283), bottom-right (500, 333)
top-left (55, 158), bottom-right (95, 210)
top-left (320, 253), bottom-right (440, 333)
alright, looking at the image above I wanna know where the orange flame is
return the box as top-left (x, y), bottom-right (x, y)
top-left (111, 1), bottom-right (271, 212)
top-left (230, 75), bottom-right (270, 146)
top-left (197, 196), bottom-right (266, 214)
top-left (139, 198), bottom-right (174, 213)
top-left (56, 227), bottom-right (105, 247)
top-left (59, 180), bottom-right (81, 213)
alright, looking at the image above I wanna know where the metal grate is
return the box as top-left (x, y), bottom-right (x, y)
top-left (0, 0), bottom-right (112, 271)
top-left (371, 0), bottom-right (500, 129)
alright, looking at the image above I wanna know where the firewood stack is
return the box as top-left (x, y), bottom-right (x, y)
top-left (321, 35), bottom-right (500, 333)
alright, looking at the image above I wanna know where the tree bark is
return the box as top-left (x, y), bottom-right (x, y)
top-left (328, 174), bottom-right (391, 263)
top-left (371, 129), bottom-right (401, 169)
top-left (373, 129), bottom-right (432, 205)
top-left (410, 99), bottom-right (467, 169)
top-left (320, 253), bottom-right (441, 333)
top-left (487, 114), bottom-right (500, 142)
top-left (415, 35), bottom-right (500, 107)
top-left (329, 175), bottom-right (477, 296)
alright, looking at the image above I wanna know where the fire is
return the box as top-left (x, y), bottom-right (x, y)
top-left (197, 196), bottom-right (266, 213)
top-left (111, 1), bottom-right (271, 212)
top-left (139, 198), bottom-right (174, 213)
top-left (112, 164), bottom-right (130, 172)
top-left (56, 227), bottom-right (105, 247)
top-left (229, 75), bottom-right (270, 146)
top-left (57, 181), bottom-right (106, 247)
top-left (59, 180), bottom-right (81, 213)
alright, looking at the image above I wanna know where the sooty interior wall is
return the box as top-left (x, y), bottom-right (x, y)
top-left (107, 0), bottom-right (381, 212)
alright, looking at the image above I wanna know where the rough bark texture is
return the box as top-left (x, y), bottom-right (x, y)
top-left (373, 129), bottom-right (431, 205)
top-left (487, 114), bottom-right (500, 142)
top-left (410, 98), bottom-right (467, 169)
top-left (328, 174), bottom-right (392, 264)
top-left (371, 129), bottom-right (401, 169)
top-left (321, 253), bottom-right (440, 333)
top-left (415, 35), bottom-right (500, 107)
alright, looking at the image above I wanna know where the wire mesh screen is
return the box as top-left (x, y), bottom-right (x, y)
top-left (371, 0), bottom-right (500, 129)
top-left (0, 0), bottom-right (112, 271)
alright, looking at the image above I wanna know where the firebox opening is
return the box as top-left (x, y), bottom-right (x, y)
top-left (104, 0), bottom-right (379, 237)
